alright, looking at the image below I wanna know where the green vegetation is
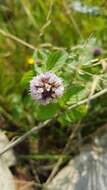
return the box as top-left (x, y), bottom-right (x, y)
top-left (0, 0), bottom-right (107, 188)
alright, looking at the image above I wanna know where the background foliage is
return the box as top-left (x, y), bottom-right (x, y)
top-left (0, 0), bottom-right (107, 188)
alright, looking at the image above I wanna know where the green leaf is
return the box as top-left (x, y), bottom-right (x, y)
top-left (46, 50), bottom-right (68, 70)
top-left (58, 105), bottom-right (87, 125)
top-left (37, 103), bottom-right (60, 121)
top-left (67, 81), bottom-right (92, 105)
top-left (59, 84), bottom-right (84, 107)
top-left (21, 70), bottom-right (34, 89)
top-left (46, 51), bottom-right (62, 70)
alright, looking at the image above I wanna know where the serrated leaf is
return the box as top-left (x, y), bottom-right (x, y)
top-left (46, 51), bottom-right (62, 70)
top-left (46, 50), bottom-right (68, 70)
top-left (59, 85), bottom-right (84, 107)
top-left (54, 51), bottom-right (68, 70)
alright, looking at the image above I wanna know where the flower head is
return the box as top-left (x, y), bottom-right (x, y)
top-left (27, 57), bottom-right (34, 64)
top-left (93, 48), bottom-right (102, 57)
top-left (30, 72), bottom-right (64, 104)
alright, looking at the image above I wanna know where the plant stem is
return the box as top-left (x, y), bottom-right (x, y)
top-left (0, 88), bottom-right (107, 156)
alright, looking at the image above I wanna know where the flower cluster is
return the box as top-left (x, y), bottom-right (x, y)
top-left (30, 72), bottom-right (64, 104)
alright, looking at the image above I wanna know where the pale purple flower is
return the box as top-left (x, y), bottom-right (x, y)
top-left (93, 47), bottom-right (102, 57)
top-left (30, 72), bottom-right (64, 104)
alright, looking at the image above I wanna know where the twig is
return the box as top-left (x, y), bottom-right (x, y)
top-left (20, 0), bottom-right (38, 30)
top-left (0, 106), bottom-right (21, 128)
top-left (45, 88), bottom-right (107, 185)
top-left (39, 0), bottom-right (54, 37)
top-left (0, 88), bottom-right (107, 156)
top-left (37, 164), bottom-right (55, 171)
top-left (0, 120), bottom-right (50, 156)
top-left (29, 160), bottom-right (41, 185)
top-left (45, 123), bottom-right (81, 184)
top-left (45, 122), bottom-right (107, 186)
top-left (0, 94), bottom-right (37, 127)
top-left (0, 28), bottom-right (65, 50)
top-left (63, 0), bottom-right (83, 39)
top-left (67, 87), bottom-right (107, 111)
top-left (0, 29), bottom-right (36, 50)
